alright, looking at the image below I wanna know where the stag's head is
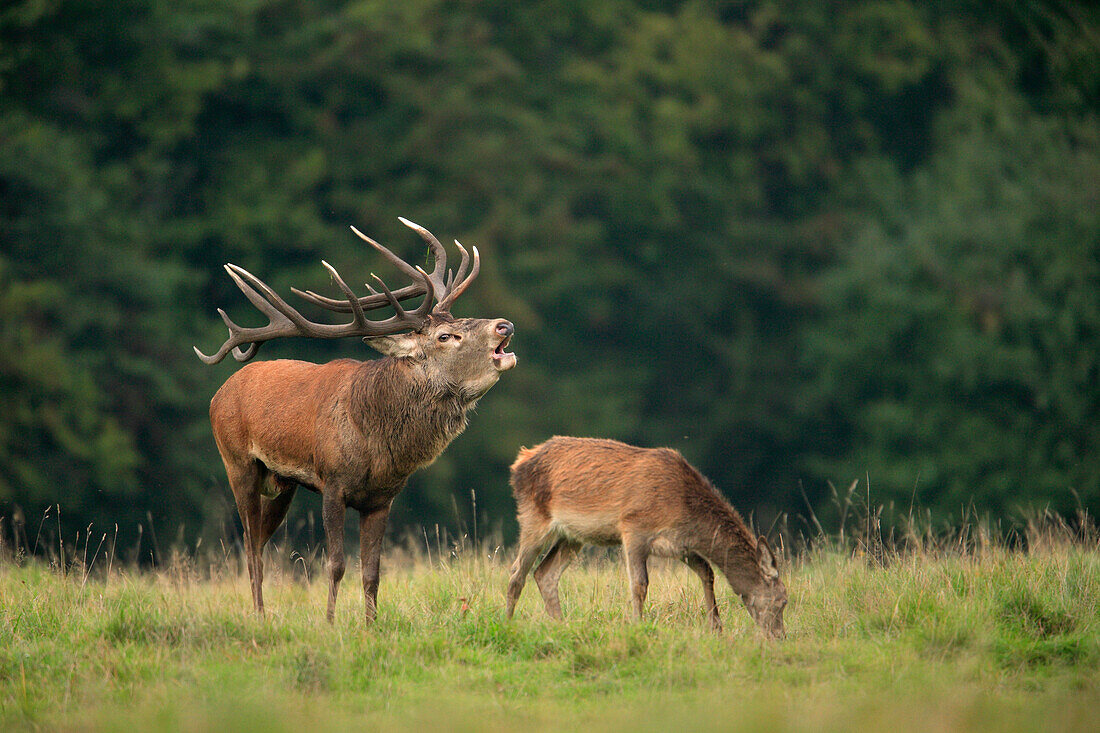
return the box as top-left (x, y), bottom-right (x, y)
top-left (194, 218), bottom-right (516, 389)
top-left (367, 312), bottom-right (515, 399)
top-left (741, 536), bottom-right (788, 640)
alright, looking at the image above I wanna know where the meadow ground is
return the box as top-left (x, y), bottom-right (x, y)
top-left (1, 525), bottom-right (1098, 732)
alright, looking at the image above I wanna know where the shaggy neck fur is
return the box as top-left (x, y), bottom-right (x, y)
top-left (349, 357), bottom-right (476, 481)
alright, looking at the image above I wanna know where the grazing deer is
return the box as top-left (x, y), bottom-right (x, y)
top-left (505, 437), bottom-right (787, 639)
top-left (195, 218), bottom-right (516, 622)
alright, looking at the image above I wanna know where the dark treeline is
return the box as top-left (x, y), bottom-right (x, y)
top-left (2, 0), bottom-right (1098, 550)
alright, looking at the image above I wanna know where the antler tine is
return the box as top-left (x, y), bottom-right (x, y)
top-left (320, 260), bottom-right (369, 327)
top-left (397, 217), bottom-right (450, 299)
top-left (396, 219), bottom-right (481, 313)
top-left (436, 244), bottom-right (480, 312)
top-left (193, 308), bottom-right (253, 364)
top-left (351, 225), bottom-right (423, 280)
top-left (449, 239), bottom-right (471, 290)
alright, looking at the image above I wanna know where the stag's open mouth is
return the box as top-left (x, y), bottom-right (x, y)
top-left (492, 335), bottom-right (517, 370)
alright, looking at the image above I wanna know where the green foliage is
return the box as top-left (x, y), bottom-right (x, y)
top-left (802, 68), bottom-right (1100, 512)
top-left (1, 0), bottom-right (1098, 543)
top-left (0, 258), bottom-right (139, 510)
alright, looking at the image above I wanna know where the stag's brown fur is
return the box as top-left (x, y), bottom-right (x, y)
top-left (505, 437), bottom-right (787, 638)
top-left (210, 312), bottom-right (515, 621)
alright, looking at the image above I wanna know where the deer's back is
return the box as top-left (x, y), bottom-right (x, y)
top-left (510, 436), bottom-right (705, 542)
top-left (209, 358), bottom-right (363, 462)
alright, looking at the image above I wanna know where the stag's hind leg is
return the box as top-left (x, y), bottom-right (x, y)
top-left (533, 539), bottom-right (580, 620)
top-left (684, 553), bottom-right (721, 631)
top-left (224, 459), bottom-right (265, 614)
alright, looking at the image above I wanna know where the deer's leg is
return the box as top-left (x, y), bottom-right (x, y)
top-left (259, 483), bottom-right (297, 547)
top-left (226, 460), bottom-right (265, 614)
top-left (533, 539), bottom-right (581, 620)
top-left (623, 537), bottom-right (651, 621)
top-left (322, 491), bottom-right (347, 624)
top-left (684, 552), bottom-right (722, 631)
top-left (358, 505), bottom-right (390, 623)
top-left (506, 526), bottom-right (554, 619)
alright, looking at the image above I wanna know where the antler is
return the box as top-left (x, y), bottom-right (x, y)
top-left (194, 222), bottom-right (446, 365)
top-left (293, 218), bottom-right (480, 315)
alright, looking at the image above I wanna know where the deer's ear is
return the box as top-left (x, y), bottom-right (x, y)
top-left (364, 333), bottom-right (423, 359)
top-left (756, 535), bottom-right (780, 580)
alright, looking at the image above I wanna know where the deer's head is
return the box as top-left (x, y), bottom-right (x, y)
top-left (367, 312), bottom-right (515, 399)
top-left (740, 536), bottom-right (787, 640)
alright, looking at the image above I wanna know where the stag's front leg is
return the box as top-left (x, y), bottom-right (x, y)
top-left (322, 491), bottom-right (347, 623)
top-left (359, 505), bottom-right (390, 623)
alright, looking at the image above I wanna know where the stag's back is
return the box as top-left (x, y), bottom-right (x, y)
top-left (510, 436), bottom-right (727, 545)
top-left (209, 359), bottom-right (358, 454)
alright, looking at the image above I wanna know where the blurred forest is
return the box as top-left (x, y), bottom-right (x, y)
top-left (2, 0), bottom-right (1098, 551)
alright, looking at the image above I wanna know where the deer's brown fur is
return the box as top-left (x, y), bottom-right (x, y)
top-left (505, 436), bottom-right (787, 638)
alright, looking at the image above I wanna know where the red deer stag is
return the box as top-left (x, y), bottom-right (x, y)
top-left (505, 437), bottom-right (786, 639)
top-left (195, 218), bottom-right (516, 622)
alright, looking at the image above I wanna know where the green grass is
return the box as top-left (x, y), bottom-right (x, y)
top-left (1, 539), bottom-right (1099, 731)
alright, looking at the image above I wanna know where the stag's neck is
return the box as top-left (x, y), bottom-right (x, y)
top-left (692, 500), bottom-right (766, 596)
top-left (348, 357), bottom-right (474, 476)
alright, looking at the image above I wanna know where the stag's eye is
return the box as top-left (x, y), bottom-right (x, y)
top-left (438, 333), bottom-right (459, 342)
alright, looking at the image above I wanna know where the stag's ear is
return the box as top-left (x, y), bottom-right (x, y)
top-left (364, 333), bottom-right (423, 359)
top-left (756, 535), bottom-right (780, 580)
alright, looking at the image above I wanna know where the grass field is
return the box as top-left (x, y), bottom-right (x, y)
top-left (1, 522), bottom-right (1099, 731)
